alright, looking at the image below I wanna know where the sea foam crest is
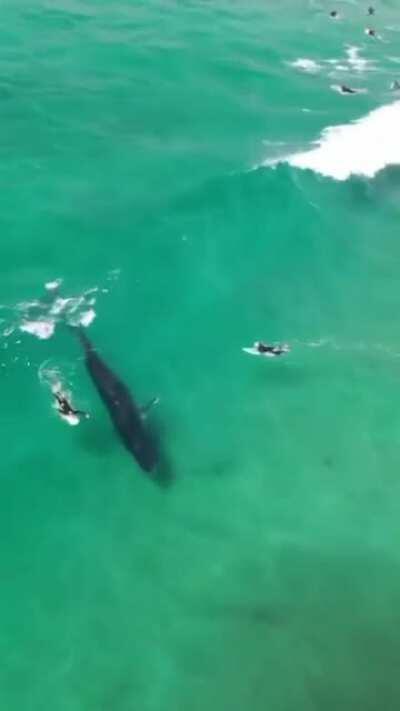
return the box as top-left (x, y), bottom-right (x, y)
top-left (273, 101), bottom-right (400, 180)
top-left (289, 58), bottom-right (322, 73)
top-left (1, 285), bottom-right (99, 342)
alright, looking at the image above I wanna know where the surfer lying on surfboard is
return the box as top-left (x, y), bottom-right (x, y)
top-left (53, 388), bottom-right (89, 425)
top-left (243, 341), bottom-right (290, 357)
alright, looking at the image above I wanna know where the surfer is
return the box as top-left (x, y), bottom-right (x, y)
top-left (340, 84), bottom-right (358, 94)
top-left (390, 80), bottom-right (400, 91)
top-left (367, 6), bottom-right (375, 15)
top-left (365, 27), bottom-right (376, 37)
top-left (54, 391), bottom-right (89, 422)
top-left (329, 10), bottom-right (339, 18)
top-left (254, 341), bottom-right (290, 357)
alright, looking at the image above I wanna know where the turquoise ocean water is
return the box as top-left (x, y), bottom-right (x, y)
top-left (2, 1), bottom-right (400, 709)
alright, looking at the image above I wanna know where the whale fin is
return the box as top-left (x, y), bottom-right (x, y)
top-left (140, 397), bottom-right (160, 419)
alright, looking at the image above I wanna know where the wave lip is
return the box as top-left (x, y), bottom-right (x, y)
top-left (275, 101), bottom-right (400, 180)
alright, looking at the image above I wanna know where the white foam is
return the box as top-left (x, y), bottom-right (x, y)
top-left (49, 293), bottom-right (96, 327)
top-left (325, 49), bottom-right (375, 75)
top-left (78, 308), bottom-right (96, 327)
top-left (346, 46), bottom-right (375, 72)
top-left (45, 278), bottom-right (62, 291)
top-left (39, 362), bottom-right (62, 388)
top-left (20, 319), bottom-right (55, 339)
top-left (274, 101), bottom-right (400, 180)
top-left (2, 325), bottom-right (15, 337)
top-left (289, 58), bottom-right (321, 74)
top-left (1, 283), bottom-right (100, 344)
top-left (50, 296), bottom-right (74, 316)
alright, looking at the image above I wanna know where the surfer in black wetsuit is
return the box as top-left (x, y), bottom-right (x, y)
top-left (367, 6), bottom-right (375, 15)
top-left (254, 341), bottom-right (289, 357)
top-left (340, 85), bottom-right (358, 94)
top-left (54, 391), bottom-right (89, 420)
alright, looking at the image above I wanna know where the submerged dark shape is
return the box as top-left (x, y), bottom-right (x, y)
top-left (77, 330), bottom-right (158, 474)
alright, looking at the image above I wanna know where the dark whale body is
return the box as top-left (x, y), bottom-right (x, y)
top-left (78, 331), bottom-right (158, 474)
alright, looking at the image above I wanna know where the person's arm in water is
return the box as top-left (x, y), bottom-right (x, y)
top-left (72, 408), bottom-right (90, 419)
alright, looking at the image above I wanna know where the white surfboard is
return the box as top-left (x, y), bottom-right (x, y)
top-left (242, 347), bottom-right (277, 358)
top-left (59, 412), bottom-right (80, 426)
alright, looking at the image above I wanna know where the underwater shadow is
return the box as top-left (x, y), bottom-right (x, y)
top-left (148, 419), bottom-right (175, 489)
top-left (77, 420), bottom-right (118, 457)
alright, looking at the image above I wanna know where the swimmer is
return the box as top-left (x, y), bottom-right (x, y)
top-left (365, 27), bottom-right (377, 37)
top-left (330, 10), bottom-right (339, 18)
top-left (54, 391), bottom-right (89, 422)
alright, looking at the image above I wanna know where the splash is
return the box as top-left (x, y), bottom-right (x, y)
top-left (0, 282), bottom-right (101, 345)
top-left (345, 46), bottom-right (375, 72)
top-left (290, 47), bottom-right (375, 77)
top-left (18, 286), bottom-right (97, 340)
top-left (20, 319), bottom-right (55, 340)
top-left (268, 101), bottom-right (400, 180)
top-left (288, 58), bottom-right (321, 73)
top-left (77, 309), bottom-right (96, 328)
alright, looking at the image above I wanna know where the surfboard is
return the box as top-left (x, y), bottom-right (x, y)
top-left (59, 412), bottom-right (80, 426)
top-left (243, 347), bottom-right (277, 357)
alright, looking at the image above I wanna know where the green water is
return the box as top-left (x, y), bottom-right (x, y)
top-left (2, 1), bottom-right (400, 709)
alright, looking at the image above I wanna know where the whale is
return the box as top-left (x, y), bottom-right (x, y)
top-left (77, 330), bottom-right (158, 474)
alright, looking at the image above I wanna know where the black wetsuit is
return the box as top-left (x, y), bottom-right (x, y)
top-left (257, 343), bottom-right (285, 356)
top-left (340, 85), bottom-right (357, 94)
top-left (55, 393), bottom-right (86, 418)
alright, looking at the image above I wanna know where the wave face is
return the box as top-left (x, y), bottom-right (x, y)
top-left (272, 101), bottom-right (400, 180)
